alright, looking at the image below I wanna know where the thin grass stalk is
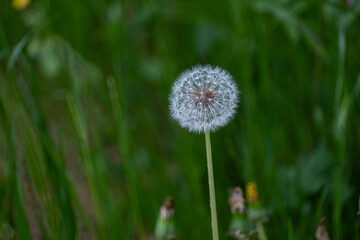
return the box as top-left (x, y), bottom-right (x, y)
top-left (106, 76), bottom-right (145, 238)
top-left (67, 95), bottom-right (106, 239)
top-left (205, 131), bottom-right (219, 240)
top-left (256, 221), bottom-right (268, 240)
top-left (333, 19), bottom-right (347, 240)
top-left (0, 98), bottom-right (32, 240)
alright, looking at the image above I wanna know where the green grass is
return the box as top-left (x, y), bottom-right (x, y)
top-left (1, 0), bottom-right (360, 239)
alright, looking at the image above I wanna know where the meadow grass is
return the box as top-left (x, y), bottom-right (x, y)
top-left (1, 0), bottom-right (360, 239)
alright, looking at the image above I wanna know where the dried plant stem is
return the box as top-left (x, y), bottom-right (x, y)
top-left (256, 221), bottom-right (268, 240)
top-left (205, 131), bottom-right (219, 240)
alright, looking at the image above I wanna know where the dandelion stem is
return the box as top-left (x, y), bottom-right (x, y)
top-left (205, 131), bottom-right (219, 240)
top-left (256, 221), bottom-right (268, 240)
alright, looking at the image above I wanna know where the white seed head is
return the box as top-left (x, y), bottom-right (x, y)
top-left (169, 65), bottom-right (239, 133)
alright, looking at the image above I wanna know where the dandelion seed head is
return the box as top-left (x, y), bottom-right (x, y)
top-left (169, 65), bottom-right (239, 133)
top-left (229, 187), bottom-right (246, 213)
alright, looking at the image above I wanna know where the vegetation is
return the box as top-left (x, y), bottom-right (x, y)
top-left (0, 0), bottom-right (359, 239)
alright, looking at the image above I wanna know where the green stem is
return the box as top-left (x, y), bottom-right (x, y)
top-left (256, 221), bottom-right (268, 240)
top-left (205, 131), bottom-right (219, 240)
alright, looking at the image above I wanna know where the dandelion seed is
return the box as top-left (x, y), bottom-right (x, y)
top-left (170, 65), bottom-right (239, 133)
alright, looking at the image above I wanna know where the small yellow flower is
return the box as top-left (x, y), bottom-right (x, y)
top-left (246, 182), bottom-right (259, 203)
top-left (12, 0), bottom-right (31, 10)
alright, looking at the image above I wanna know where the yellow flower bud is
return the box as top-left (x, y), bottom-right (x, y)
top-left (246, 182), bottom-right (259, 203)
top-left (12, 0), bottom-right (31, 10)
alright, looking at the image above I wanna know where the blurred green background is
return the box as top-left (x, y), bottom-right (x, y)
top-left (1, 0), bottom-right (360, 239)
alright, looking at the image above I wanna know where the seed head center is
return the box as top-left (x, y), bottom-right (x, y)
top-left (192, 88), bottom-right (214, 107)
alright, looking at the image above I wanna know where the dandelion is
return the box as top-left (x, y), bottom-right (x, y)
top-left (246, 182), bottom-right (259, 203)
top-left (246, 182), bottom-right (268, 222)
top-left (230, 187), bottom-right (247, 214)
top-left (154, 197), bottom-right (176, 240)
top-left (227, 187), bottom-right (256, 240)
top-left (315, 217), bottom-right (330, 240)
top-left (12, 0), bottom-right (31, 10)
top-left (169, 65), bottom-right (239, 240)
top-left (170, 65), bottom-right (239, 133)
top-left (246, 182), bottom-right (268, 240)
